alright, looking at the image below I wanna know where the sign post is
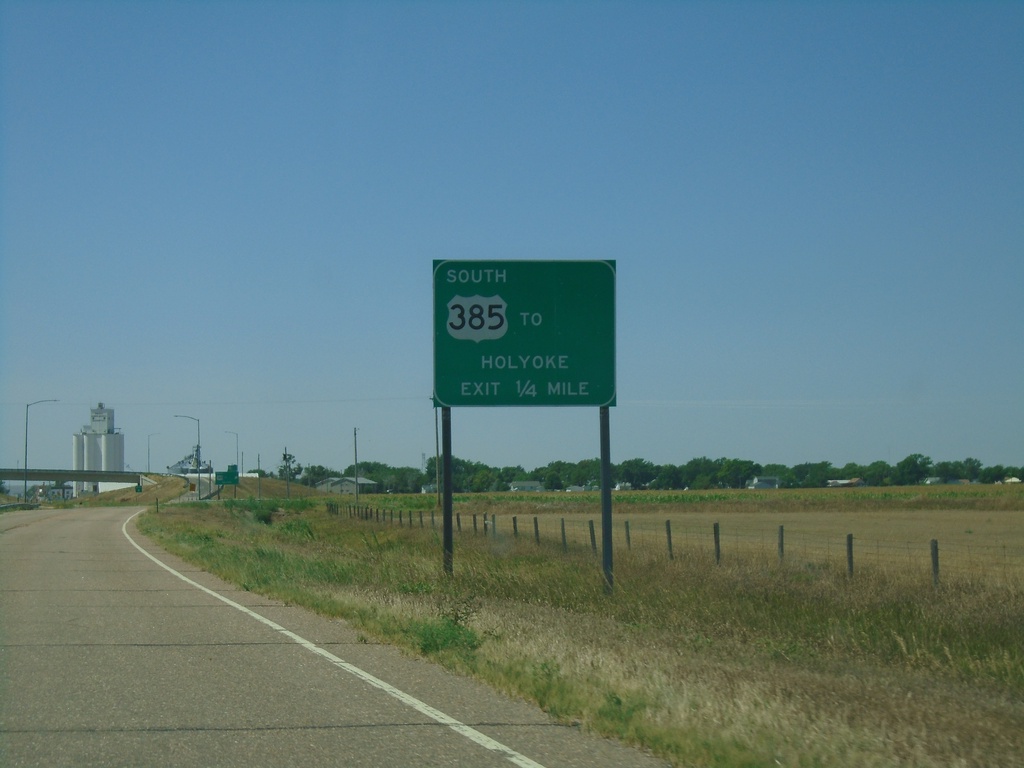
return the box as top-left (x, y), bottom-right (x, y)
top-left (433, 260), bottom-right (616, 586)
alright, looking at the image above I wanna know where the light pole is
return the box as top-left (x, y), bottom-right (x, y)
top-left (174, 415), bottom-right (200, 499)
top-left (225, 431), bottom-right (239, 470)
top-left (147, 433), bottom-right (160, 473)
top-left (24, 399), bottom-right (58, 501)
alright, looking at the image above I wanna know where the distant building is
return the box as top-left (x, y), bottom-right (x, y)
top-left (71, 403), bottom-right (128, 496)
top-left (827, 478), bottom-right (864, 488)
top-left (509, 480), bottom-right (544, 492)
top-left (747, 476), bottom-right (780, 490)
top-left (317, 476), bottom-right (378, 495)
top-left (45, 485), bottom-right (74, 501)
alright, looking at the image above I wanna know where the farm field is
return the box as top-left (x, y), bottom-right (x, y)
top-left (355, 485), bottom-right (1024, 585)
top-left (136, 484), bottom-right (1024, 767)
top-left (519, 507), bottom-right (1021, 585)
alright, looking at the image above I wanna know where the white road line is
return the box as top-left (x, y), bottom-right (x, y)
top-left (122, 509), bottom-right (546, 768)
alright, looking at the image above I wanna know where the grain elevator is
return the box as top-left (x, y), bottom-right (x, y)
top-left (72, 402), bottom-right (125, 495)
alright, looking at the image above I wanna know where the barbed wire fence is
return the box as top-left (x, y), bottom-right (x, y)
top-left (332, 502), bottom-right (1024, 587)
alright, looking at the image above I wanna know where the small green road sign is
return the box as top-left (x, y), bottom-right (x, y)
top-left (216, 465), bottom-right (239, 485)
top-left (433, 260), bottom-right (615, 407)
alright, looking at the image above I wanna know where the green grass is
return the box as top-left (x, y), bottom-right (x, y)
top-left (137, 494), bottom-right (1024, 767)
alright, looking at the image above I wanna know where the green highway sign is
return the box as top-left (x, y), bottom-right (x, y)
top-left (433, 260), bottom-right (615, 407)
top-left (216, 465), bottom-right (239, 485)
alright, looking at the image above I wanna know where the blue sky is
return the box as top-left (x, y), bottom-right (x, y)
top-left (2, 1), bottom-right (1022, 477)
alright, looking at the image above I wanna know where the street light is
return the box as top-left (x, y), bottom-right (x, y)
top-left (25, 399), bottom-right (58, 501)
top-left (174, 415), bottom-right (200, 498)
top-left (148, 433), bottom-right (160, 473)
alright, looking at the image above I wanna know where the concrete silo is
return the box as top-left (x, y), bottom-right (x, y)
top-left (72, 403), bottom-right (126, 496)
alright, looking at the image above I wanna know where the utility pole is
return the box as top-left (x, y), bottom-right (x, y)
top-left (353, 428), bottom-right (359, 506)
top-left (174, 415), bottom-right (200, 500)
top-left (147, 433), bottom-right (159, 474)
top-left (284, 446), bottom-right (291, 499)
top-left (225, 431), bottom-right (239, 471)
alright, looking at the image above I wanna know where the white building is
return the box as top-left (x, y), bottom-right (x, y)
top-left (317, 476), bottom-right (379, 495)
top-left (71, 403), bottom-right (128, 496)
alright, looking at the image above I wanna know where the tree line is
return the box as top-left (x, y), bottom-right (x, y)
top-left (268, 452), bottom-right (1023, 494)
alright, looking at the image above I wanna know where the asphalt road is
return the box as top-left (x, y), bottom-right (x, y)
top-left (0, 507), bottom-right (668, 768)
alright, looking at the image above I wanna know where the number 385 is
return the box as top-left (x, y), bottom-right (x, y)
top-left (445, 295), bottom-right (508, 342)
top-left (448, 302), bottom-right (505, 331)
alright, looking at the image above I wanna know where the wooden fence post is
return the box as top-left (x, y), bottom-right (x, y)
top-left (713, 522), bottom-right (721, 565)
top-left (847, 533), bottom-right (854, 578)
top-left (931, 539), bottom-right (940, 586)
top-left (561, 518), bottom-right (568, 553)
top-left (666, 520), bottom-right (674, 560)
top-left (472, 514), bottom-right (478, 534)
top-left (589, 520), bottom-right (598, 554)
top-left (625, 520), bottom-right (631, 550)
top-left (778, 525), bottom-right (785, 563)
top-left (533, 516), bottom-right (540, 545)
top-left (456, 513), bottom-right (461, 532)
top-left (512, 516), bottom-right (519, 538)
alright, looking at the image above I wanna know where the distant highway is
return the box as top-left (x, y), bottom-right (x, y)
top-left (0, 469), bottom-right (148, 483)
top-left (0, 507), bottom-right (666, 767)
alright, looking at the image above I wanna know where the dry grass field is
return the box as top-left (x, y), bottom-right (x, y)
top-left (359, 485), bottom-right (1024, 585)
top-left (537, 507), bottom-right (1022, 586)
top-left (62, 473), bottom-right (324, 506)
top-left (135, 483), bottom-right (1024, 767)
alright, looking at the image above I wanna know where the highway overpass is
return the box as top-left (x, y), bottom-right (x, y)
top-left (0, 469), bottom-right (152, 484)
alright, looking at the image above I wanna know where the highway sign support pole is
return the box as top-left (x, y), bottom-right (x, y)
top-left (433, 260), bottom-right (615, 585)
top-left (600, 406), bottom-right (613, 592)
top-left (442, 407), bottom-right (453, 576)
